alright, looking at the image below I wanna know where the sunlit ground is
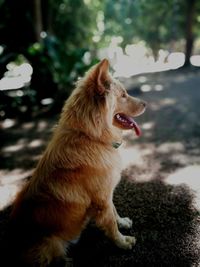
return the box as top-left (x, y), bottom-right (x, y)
top-left (119, 139), bottom-right (200, 220)
top-left (167, 165), bottom-right (200, 209)
top-left (0, 169), bottom-right (32, 210)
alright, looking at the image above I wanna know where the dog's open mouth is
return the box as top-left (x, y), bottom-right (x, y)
top-left (114, 113), bottom-right (141, 136)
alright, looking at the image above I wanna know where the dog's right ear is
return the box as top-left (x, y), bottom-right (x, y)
top-left (87, 59), bottom-right (111, 96)
top-left (96, 59), bottom-right (110, 95)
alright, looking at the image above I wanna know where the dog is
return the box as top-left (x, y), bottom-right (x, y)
top-left (8, 59), bottom-right (146, 266)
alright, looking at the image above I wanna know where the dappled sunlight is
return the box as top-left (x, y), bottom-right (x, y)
top-left (0, 132), bottom-right (45, 217)
top-left (41, 98), bottom-right (54, 106)
top-left (100, 42), bottom-right (186, 78)
top-left (119, 145), bottom-right (143, 169)
top-left (37, 120), bottom-right (49, 132)
top-left (167, 52), bottom-right (185, 69)
top-left (166, 165), bottom-right (200, 209)
top-left (154, 84), bottom-right (164, 91)
top-left (157, 142), bottom-right (185, 153)
top-left (138, 76), bottom-right (147, 83)
top-left (159, 98), bottom-right (177, 106)
top-left (119, 140), bottom-right (159, 182)
top-left (22, 122), bottom-right (35, 130)
top-left (0, 62), bottom-right (33, 90)
top-left (174, 74), bottom-right (187, 83)
top-left (28, 139), bottom-right (44, 148)
top-left (1, 137), bottom-right (44, 152)
top-left (2, 143), bottom-right (25, 153)
top-left (0, 118), bottom-right (55, 181)
top-left (157, 142), bottom-right (197, 167)
top-left (134, 83), bottom-right (164, 93)
top-left (0, 118), bottom-right (16, 129)
top-left (120, 119), bottom-right (200, 185)
top-left (141, 121), bottom-right (155, 131)
top-left (171, 153), bottom-right (192, 166)
top-left (0, 118), bottom-right (56, 210)
top-left (190, 55), bottom-right (200, 67)
top-left (121, 131), bottom-right (150, 169)
top-left (119, 140), bottom-right (154, 170)
top-left (140, 84), bottom-right (152, 92)
top-left (0, 168), bottom-right (33, 184)
top-left (21, 120), bottom-right (50, 133)
top-left (0, 184), bottom-right (21, 210)
top-left (146, 97), bottom-right (177, 112)
top-left (0, 168), bottom-right (33, 210)
top-left (119, 64), bottom-right (200, 186)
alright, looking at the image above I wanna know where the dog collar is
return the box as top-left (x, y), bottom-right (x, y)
top-left (112, 141), bottom-right (122, 149)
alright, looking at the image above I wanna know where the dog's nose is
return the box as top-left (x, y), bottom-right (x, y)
top-left (141, 101), bottom-right (147, 108)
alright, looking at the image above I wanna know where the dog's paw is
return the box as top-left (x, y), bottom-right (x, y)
top-left (116, 234), bottom-right (136, 250)
top-left (117, 217), bottom-right (133, 229)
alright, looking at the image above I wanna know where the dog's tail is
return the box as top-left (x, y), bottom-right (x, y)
top-left (2, 229), bottom-right (71, 267)
top-left (23, 235), bottom-right (68, 267)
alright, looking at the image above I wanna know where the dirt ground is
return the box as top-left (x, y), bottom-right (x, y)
top-left (1, 67), bottom-right (200, 266)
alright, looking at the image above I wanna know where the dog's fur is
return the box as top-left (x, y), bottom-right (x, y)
top-left (9, 59), bottom-right (146, 266)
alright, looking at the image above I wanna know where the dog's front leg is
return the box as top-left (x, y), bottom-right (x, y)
top-left (94, 202), bottom-right (136, 250)
top-left (113, 204), bottom-right (133, 229)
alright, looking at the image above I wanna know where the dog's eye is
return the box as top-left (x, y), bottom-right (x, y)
top-left (121, 92), bottom-right (126, 98)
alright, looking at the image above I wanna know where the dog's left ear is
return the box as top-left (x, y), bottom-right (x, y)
top-left (96, 59), bottom-right (110, 95)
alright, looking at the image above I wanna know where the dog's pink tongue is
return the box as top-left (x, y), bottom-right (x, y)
top-left (130, 119), bottom-right (141, 137)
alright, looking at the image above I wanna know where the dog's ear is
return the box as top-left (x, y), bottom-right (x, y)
top-left (85, 58), bottom-right (111, 96)
top-left (96, 59), bottom-right (110, 95)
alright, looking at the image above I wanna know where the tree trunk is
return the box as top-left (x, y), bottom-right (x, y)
top-left (184, 0), bottom-right (196, 67)
top-left (33, 0), bottom-right (43, 43)
top-left (47, 0), bottom-right (54, 34)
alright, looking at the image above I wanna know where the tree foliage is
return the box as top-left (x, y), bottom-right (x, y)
top-left (0, 0), bottom-right (103, 117)
top-left (0, 0), bottom-right (200, 118)
top-left (102, 0), bottom-right (200, 59)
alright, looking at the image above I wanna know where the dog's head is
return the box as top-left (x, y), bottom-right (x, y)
top-left (84, 59), bottom-right (146, 137)
top-left (62, 59), bottom-right (146, 141)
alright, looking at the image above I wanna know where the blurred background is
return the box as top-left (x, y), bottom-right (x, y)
top-left (0, 0), bottom-right (200, 118)
top-left (0, 0), bottom-right (200, 213)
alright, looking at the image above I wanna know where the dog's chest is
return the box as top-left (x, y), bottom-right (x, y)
top-left (105, 149), bottom-right (122, 187)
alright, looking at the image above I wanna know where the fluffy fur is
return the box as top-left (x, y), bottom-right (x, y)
top-left (9, 59), bottom-right (146, 266)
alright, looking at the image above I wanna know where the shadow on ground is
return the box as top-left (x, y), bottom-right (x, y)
top-left (0, 117), bottom-right (57, 171)
top-left (0, 179), bottom-right (199, 267)
top-left (0, 117), bottom-right (57, 209)
top-left (70, 179), bottom-right (200, 267)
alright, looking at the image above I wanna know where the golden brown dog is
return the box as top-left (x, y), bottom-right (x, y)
top-left (10, 59), bottom-right (146, 266)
